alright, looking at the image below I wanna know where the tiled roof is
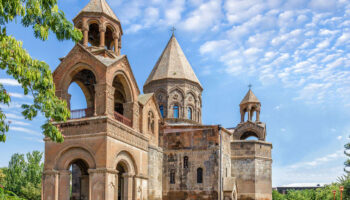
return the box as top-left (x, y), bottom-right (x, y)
top-left (240, 89), bottom-right (260, 105)
top-left (76, 0), bottom-right (119, 21)
top-left (145, 35), bottom-right (201, 86)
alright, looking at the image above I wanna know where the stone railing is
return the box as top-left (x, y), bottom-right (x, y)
top-left (114, 111), bottom-right (132, 127)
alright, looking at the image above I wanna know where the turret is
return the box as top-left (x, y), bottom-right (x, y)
top-left (73, 0), bottom-right (123, 54)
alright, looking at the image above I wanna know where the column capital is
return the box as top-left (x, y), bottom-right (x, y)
top-left (122, 173), bottom-right (135, 178)
top-left (88, 168), bottom-right (119, 174)
top-left (59, 170), bottom-right (71, 175)
top-left (43, 169), bottom-right (59, 175)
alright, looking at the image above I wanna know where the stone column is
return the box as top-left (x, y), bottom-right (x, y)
top-left (94, 83), bottom-right (115, 116)
top-left (118, 39), bottom-right (122, 55)
top-left (113, 33), bottom-right (119, 54)
top-left (82, 19), bottom-right (89, 47)
top-left (247, 108), bottom-right (251, 121)
top-left (240, 109), bottom-right (244, 123)
top-left (105, 169), bottom-right (119, 200)
top-left (99, 26), bottom-right (106, 48)
top-left (58, 170), bottom-right (71, 200)
top-left (256, 110), bottom-right (260, 122)
top-left (81, 174), bottom-right (89, 200)
top-left (123, 173), bottom-right (134, 200)
top-left (42, 170), bottom-right (59, 200)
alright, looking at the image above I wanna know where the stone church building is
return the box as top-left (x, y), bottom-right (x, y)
top-left (42, 0), bottom-right (272, 199)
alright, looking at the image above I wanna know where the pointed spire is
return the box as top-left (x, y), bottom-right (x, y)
top-left (240, 89), bottom-right (260, 105)
top-left (145, 35), bottom-right (201, 87)
top-left (74, 0), bottom-right (119, 22)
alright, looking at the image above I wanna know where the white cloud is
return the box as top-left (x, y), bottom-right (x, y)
top-left (7, 120), bottom-right (30, 126)
top-left (337, 136), bottom-right (343, 140)
top-left (200, 40), bottom-right (230, 55)
top-left (181, 0), bottom-right (222, 32)
top-left (9, 92), bottom-right (32, 99)
top-left (6, 113), bottom-right (24, 120)
top-left (335, 33), bottom-right (350, 46)
top-left (10, 126), bottom-right (41, 136)
top-left (290, 150), bottom-right (344, 169)
top-left (0, 79), bottom-right (20, 86)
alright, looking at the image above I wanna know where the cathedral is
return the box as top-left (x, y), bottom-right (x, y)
top-left (42, 0), bottom-right (272, 199)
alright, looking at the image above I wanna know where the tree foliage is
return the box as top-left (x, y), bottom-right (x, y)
top-left (2, 151), bottom-right (43, 200)
top-left (0, 0), bottom-right (83, 143)
top-left (273, 182), bottom-right (347, 200)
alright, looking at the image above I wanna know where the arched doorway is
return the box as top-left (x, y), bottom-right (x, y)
top-left (115, 151), bottom-right (137, 200)
top-left (69, 159), bottom-right (89, 200)
top-left (117, 163), bottom-right (126, 200)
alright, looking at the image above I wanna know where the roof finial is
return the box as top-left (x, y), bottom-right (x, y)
top-left (170, 26), bottom-right (176, 36)
top-left (248, 83), bottom-right (252, 90)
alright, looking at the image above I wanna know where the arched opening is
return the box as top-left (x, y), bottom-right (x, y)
top-left (105, 26), bottom-right (114, 50)
top-left (240, 131), bottom-right (260, 140)
top-left (68, 69), bottom-right (96, 119)
top-left (117, 163), bottom-right (126, 200)
top-left (197, 168), bottom-right (203, 184)
top-left (170, 169), bottom-right (175, 184)
top-left (187, 107), bottom-right (192, 120)
top-left (69, 159), bottom-right (89, 200)
top-left (183, 156), bottom-right (189, 169)
top-left (148, 111), bottom-right (155, 134)
top-left (88, 23), bottom-right (100, 47)
top-left (68, 83), bottom-right (87, 110)
top-left (159, 105), bottom-right (164, 118)
top-left (112, 74), bottom-right (132, 127)
top-left (173, 105), bottom-right (179, 118)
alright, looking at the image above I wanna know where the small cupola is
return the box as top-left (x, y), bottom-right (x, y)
top-left (73, 0), bottom-right (123, 55)
top-left (239, 88), bottom-right (261, 123)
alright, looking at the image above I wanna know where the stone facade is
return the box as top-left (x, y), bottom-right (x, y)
top-left (42, 0), bottom-right (272, 199)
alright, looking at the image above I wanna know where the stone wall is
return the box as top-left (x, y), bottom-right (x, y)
top-left (160, 125), bottom-right (220, 200)
top-left (231, 141), bottom-right (272, 200)
top-left (148, 146), bottom-right (163, 200)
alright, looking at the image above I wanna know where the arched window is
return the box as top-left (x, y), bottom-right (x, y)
top-left (173, 105), bottom-right (179, 118)
top-left (197, 168), bottom-right (203, 183)
top-left (187, 107), bottom-right (192, 120)
top-left (148, 111), bottom-right (155, 134)
top-left (170, 170), bottom-right (175, 184)
top-left (69, 160), bottom-right (89, 199)
top-left (183, 156), bottom-right (189, 168)
top-left (159, 105), bottom-right (164, 118)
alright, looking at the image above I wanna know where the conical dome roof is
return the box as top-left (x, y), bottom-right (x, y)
top-left (145, 35), bottom-right (201, 87)
top-left (74, 0), bottom-right (119, 22)
top-left (240, 89), bottom-right (260, 105)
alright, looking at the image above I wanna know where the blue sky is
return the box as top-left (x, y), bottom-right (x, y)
top-left (0, 0), bottom-right (349, 187)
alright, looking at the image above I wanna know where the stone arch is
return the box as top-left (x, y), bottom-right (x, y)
top-left (240, 131), bottom-right (260, 140)
top-left (186, 103), bottom-right (195, 120)
top-left (169, 101), bottom-right (182, 118)
top-left (111, 70), bottom-right (135, 103)
top-left (55, 146), bottom-right (96, 170)
top-left (234, 123), bottom-right (265, 141)
top-left (155, 88), bottom-right (168, 104)
top-left (186, 91), bottom-right (197, 104)
top-left (87, 20), bottom-right (102, 47)
top-left (60, 62), bottom-right (99, 92)
top-left (169, 87), bottom-right (185, 102)
top-left (114, 150), bottom-right (138, 175)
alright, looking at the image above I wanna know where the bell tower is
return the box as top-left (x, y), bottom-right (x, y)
top-left (73, 0), bottom-right (123, 54)
top-left (42, 1), bottom-right (161, 199)
top-left (231, 89), bottom-right (272, 200)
